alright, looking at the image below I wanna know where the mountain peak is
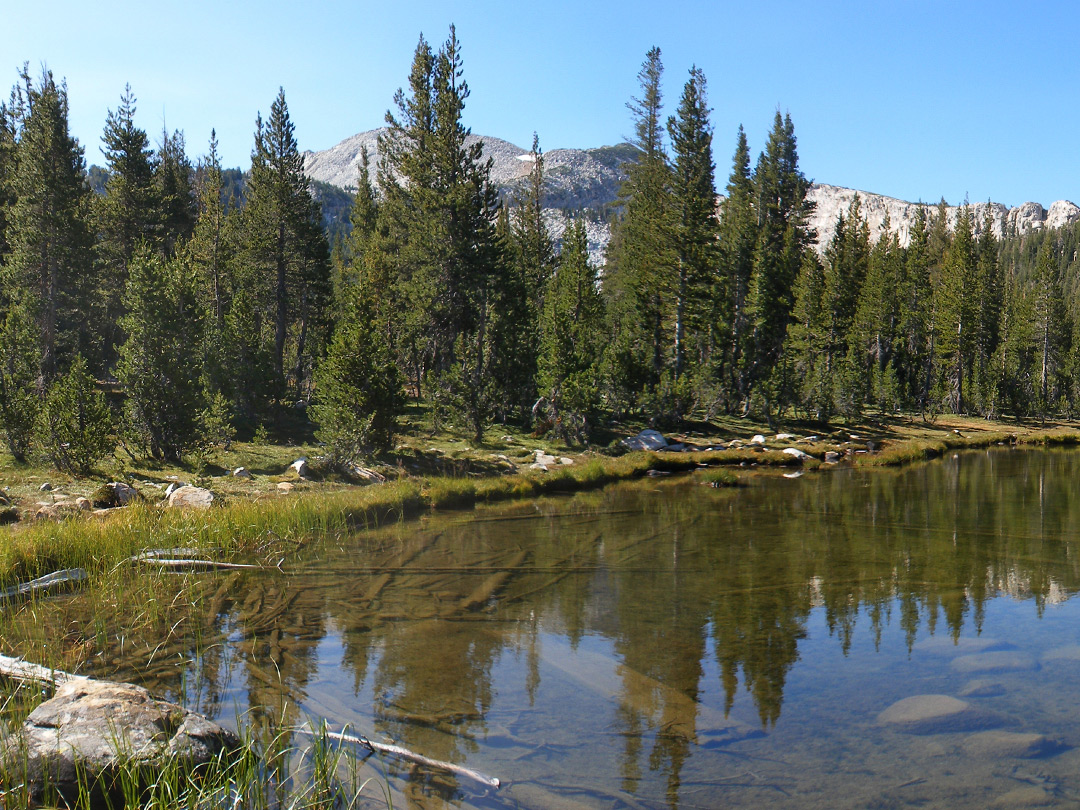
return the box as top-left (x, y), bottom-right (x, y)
top-left (304, 130), bottom-right (1080, 260)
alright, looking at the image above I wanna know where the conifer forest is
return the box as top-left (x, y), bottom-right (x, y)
top-left (2, 29), bottom-right (1080, 475)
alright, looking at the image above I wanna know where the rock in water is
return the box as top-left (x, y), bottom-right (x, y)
top-left (3, 679), bottom-right (239, 805)
top-left (167, 486), bottom-right (214, 509)
top-left (913, 635), bottom-right (1012, 655)
top-left (958, 679), bottom-right (1007, 698)
top-left (950, 651), bottom-right (1037, 674)
top-left (877, 694), bottom-right (1002, 734)
top-left (962, 731), bottom-right (1065, 759)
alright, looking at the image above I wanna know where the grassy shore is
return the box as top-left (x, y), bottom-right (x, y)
top-left (1, 410), bottom-right (1079, 586)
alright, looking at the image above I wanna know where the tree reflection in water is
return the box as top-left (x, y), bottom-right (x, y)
top-left (4, 448), bottom-right (1080, 808)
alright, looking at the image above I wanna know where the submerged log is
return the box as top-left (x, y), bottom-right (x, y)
top-left (131, 548), bottom-right (267, 571)
top-left (298, 725), bottom-right (500, 790)
top-left (0, 652), bottom-right (86, 687)
top-left (457, 549), bottom-right (529, 611)
top-left (0, 568), bottom-right (88, 604)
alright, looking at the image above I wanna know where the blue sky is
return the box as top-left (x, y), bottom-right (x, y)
top-left (3, 0), bottom-right (1077, 207)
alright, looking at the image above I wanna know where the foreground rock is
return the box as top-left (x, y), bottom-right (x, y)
top-left (167, 486), bottom-right (215, 509)
top-left (877, 694), bottom-right (1002, 734)
top-left (3, 679), bottom-right (239, 804)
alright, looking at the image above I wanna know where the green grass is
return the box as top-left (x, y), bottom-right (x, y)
top-left (697, 468), bottom-right (740, 486)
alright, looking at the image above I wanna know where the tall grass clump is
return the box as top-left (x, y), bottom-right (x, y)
top-left (697, 468), bottom-right (740, 486)
top-left (1019, 430), bottom-right (1080, 446)
top-left (855, 439), bottom-right (947, 467)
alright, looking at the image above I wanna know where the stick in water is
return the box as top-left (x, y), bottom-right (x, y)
top-left (298, 725), bottom-right (501, 790)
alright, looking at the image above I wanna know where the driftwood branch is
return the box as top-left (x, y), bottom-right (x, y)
top-left (298, 725), bottom-right (501, 790)
top-left (130, 548), bottom-right (269, 571)
top-left (0, 568), bottom-right (88, 604)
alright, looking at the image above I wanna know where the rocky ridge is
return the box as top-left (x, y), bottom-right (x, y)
top-left (303, 130), bottom-right (629, 264)
top-left (304, 129), bottom-right (1080, 261)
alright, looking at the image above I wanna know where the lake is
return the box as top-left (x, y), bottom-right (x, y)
top-left (10, 446), bottom-right (1080, 808)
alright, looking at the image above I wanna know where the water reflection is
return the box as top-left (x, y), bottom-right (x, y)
top-left (6, 447), bottom-right (1080, 808)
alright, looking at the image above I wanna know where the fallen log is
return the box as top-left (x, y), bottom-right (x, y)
top-left (297, 725), bottom-right (501, 790)
top-left (0, 568), bottom-right (88, 604)
top-left (0, 652), bottom-right (87, 688)
top-left (130, 548), bottom-right (272, 571)
top-left (137, 558), bottom-right (263, 571)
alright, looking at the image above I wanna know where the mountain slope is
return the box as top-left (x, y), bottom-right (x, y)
top-left (304, 130), bottom-right (1080, 260)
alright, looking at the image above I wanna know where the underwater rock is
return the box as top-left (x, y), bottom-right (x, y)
top-left (991, 785), bottom-right (1056, 807)
top-left (913, 635), bottom-right (1013, 655)
top-left (958, 679), bottom-right (1007, 698)
top-left (962, 731), bottom-right (1065, 759)
top-left (1039, 644), bottom-right (1080, 665)
top-left (950, 651), bottom-right (1037, 674)
top-left (3, 679), bottom-right (239, 805)
top-left (877, 694), bottom-right (1002, 734)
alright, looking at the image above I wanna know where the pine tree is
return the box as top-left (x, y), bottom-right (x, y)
top-left (971, 210), bottom-right (1002, 413)
top-left (6, 67), bottom-right (94, 380)
top-left (667, 66), bottom-right (718, 389)
top-left (716, 126), bottom-right (756, 410)
top-left (821, 197), bottom-right (870, 415)
top-left (0, 300), bottom-right (40, 462)
top-left (185, 131), bottom-right (246, 414)
top-left (0, 96), bottom-right (15, 266)
top-left (335, 146), bottom-right (379, 317)
top-left (899, 207), bottom-right (935, 412)
top-left (116, 247), bottom-right (209, 460)
top-left (787, 248), bottom-right (829, 418)
top-left (95, 85), bottom-right (160, 367)
top-left (493, 133), bottom-right (555, 421)
top-left (744, 112), bottom-right (814, 421)
top-left (241, 88), bottom-right (331, 400)
top-left (97, 84), bottom-right (158, 266)
top-left (1031, 236), bottom-right (1068, 417)
top-left (602, 46), bottom-right (676, 414)
top-left (848, 216), bottom-right (903, 412)
top-left (935, 205), bottom-right (977, 413)
top-left (377, 27), bottom-right (503, 441)
top-left (311, 286), bottom-right (404, 462)
top-left (189, 131), bottom-right (233, 329)
top-left (155, 127), bottom-right (196, 258)
top-left (38, 354), bottom-right (113, 475)
top-left (537, 217), bottom-right (605, 442)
